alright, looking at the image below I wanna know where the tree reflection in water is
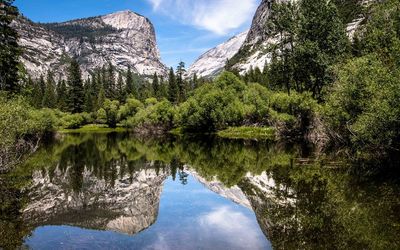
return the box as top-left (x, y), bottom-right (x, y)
top-left (0, 132), bottom-right (399, 249)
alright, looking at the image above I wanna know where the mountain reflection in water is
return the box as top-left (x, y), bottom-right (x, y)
top-left (0, 133), bottom-right (399, 249)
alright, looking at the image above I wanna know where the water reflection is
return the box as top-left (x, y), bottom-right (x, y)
top-left (0, 133), bottom-right (399, 249)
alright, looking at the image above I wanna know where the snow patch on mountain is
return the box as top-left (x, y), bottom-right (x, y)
top-left (187, 31), bottom-right (248, 78)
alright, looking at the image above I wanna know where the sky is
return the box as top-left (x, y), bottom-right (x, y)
top-left (14, 0), bottom-right (260, 68)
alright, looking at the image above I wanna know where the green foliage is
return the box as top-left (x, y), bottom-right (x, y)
top-left (125, 66), bottom-right (137, 98)
top-left (242, 83), bottom-right (271, 121)
top-left (96, 108), bottom-right (107, 124)
top-left (176, 61), bottom-right (187, 102)
top-left (67, 58), bottom-right (84, 113)
top-left (118, 98), bottom-right (143, 122)
top-left (0, 0), bottom-right (20, 93)
top-left (56, 79), bottom-right (68, 111)
top-left (178, 73), bottom-right (246, 131)
top-left (322, 0), bottom-right (400, 157)
top-left (43, 19), bottom-right (117, 40)
top-left (167, 67), bottom-right (178, 103)
top-left (324, 55), bottom-right (400, 153)
top-left (269, 91), bottom-right (317, 119)
top-left (102, 99), bottom-right (120, 128)
top-left (42, 71), bottom-right (57, 108)
top-left (144, 97), bottom-right (158, 106)
top-left (177, 72), bottom-right (318, 133)
top-left (356, 0), bottom-right (400, 64)
top-left (61, 113), bottom-right (86, 129)
top-left (0, 95), bottom-right (56, 150)
top-left (217, 126), bottom-right (275, 140)
top-left (263, 0), bottom-right (349, 99)
top-left (332, 0), bottom-right (364, 24)
top-left (104, 63), bottom-right (115, 99)
top-left (31, 75), bottom-right (45, 108)
top-left (125, 99), bottom-right (175, 130)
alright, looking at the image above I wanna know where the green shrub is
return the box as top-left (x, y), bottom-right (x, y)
top-left (144, 97), bottom-right (158, 106)
top-left (61, 113), bottom-right (85, 129)
top-left (242, 83), bottom-right (271, 122)
top-left (177, 72), bottom-right (318, 133)
top-left (0, 95), bottom-right (56, 151)
top-left (96, 108), bottom-right (107, 124)
top-left (324, 55), bottom-right (400, 153)
top-left (125, 100), bottom-right (176, 129)
top-left (103, 99), bottom-right (120, 128)
top-left (217, 126), bottom-right (276, 140)
top-left (177, 72), bottom-right (248, 131)
top-left (81, 112), bottom-right (94, 125)
top-left (118, 98), bottom-right (143, 122)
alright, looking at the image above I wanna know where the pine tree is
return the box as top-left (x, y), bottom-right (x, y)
top-left (116, 73), bottom-right (125, 103)
top-left (0, 0), bottom-right (20, 93)
top-left (67, 58), bottom-right (84, 113)
top-left (125, 65), bottom-right (136, 98)
top-left (97, 69), bottom-right (103, 90)
top-left (56, 79), bottom-right (68, 111)
top-left (267, 1), bottom-right (298, 94)
top-left (23, 75), bottom-right (34, 101)
top-left (104, 62), bottom-right (115, 99)
top-left (97, 86), bottom-right (106, 110)
top-left (176, 61), bottom-right (187, 102)
top-left (168, 67), bottom-right (178, 103)
top-left (253, 67), bottom-right (263, 83)
top-left (84, 77), bottom-right (96, 112)
top-left (192, 73), bottom-right (198, 90)
top-left (32, 75), bottom-right (45, 108)
top-left (294, 0), bottom-right (349, 98)
top-left (139, 81), bottom-right (153, 100)
top-left (42, 71), bottom-right (57, 108)
top-left (152, 73), bottom-right (159, 98)
top-left (158, 76), bottom-right (168, 99)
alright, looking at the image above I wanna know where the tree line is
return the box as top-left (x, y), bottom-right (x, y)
top-left (20, 59), bottom-right (204, 114)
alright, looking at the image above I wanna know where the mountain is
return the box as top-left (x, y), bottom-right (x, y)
top-left (225, 0), bottom-right (372, 75)
top-left (23, 166), bottom-right (168, 235)
top-left (186, 31), bottom-right (248, 79)
top-left (12, 10), bottom-right (168, 79)
top-left (190, 169), bottom-right (252, 209)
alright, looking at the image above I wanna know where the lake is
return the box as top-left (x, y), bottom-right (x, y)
top-left (1, 132), bottom-right (399, 249)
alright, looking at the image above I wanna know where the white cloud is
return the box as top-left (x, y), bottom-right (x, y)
top-left (147, 0), bottom-right (258, 35)
top-left (198, 206), bottom-right (267, 249)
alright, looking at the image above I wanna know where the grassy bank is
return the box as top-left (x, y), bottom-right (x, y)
top-left (217, 127), bottom-right (276, 140)
top-left (59, 124), bottom-right (127, 134)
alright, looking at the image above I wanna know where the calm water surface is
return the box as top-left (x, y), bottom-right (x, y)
top-left (0, 133), bottom-right (399, 249)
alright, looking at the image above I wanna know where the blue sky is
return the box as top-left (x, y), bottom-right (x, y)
top-left (14, 0), bottom-right (260, 68)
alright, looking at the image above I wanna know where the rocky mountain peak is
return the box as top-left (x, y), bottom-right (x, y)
top-left (13, 10), bottom-right (167, 79)
top-left (186, 31), bottom-right (248, 79)
top-left (101, 10), bottom-right (150, 30)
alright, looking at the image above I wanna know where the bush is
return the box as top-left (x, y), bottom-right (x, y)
top-left (103, 99), bottom-right (120, 128)
top-left (269, 91), bottom-right (318, 126)
top-left (0, 95), bottom-right (57, 147)
top-left (96, 108), bottom-right (107, 124)
top-left (177, 72), bottom-right (248, 131)
top-left (242, 83), bottom-right (271, 122)
top-left (144, 97), bottom-right (158, 106)
top-left (324, 55), bottom-right (400, 153)
top-left (118, 98), bottom-right (143, 122)
top-left (61, 113), bottom-right (86, 129)
top-left (0, 95), bottom-right (57, 169)
top-left (177, 71), bottom-right (318, 133)
top-left (125, 100), bottom-right (176, 130)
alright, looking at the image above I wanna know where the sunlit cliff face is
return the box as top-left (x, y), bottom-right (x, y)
top-left (23, 165), bottom-right (169, 235)
top-left (12, 10), bottom-right (167, 79)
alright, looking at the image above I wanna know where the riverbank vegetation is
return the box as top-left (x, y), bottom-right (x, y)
top-left (1, 0), bottom-right (400, 171)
